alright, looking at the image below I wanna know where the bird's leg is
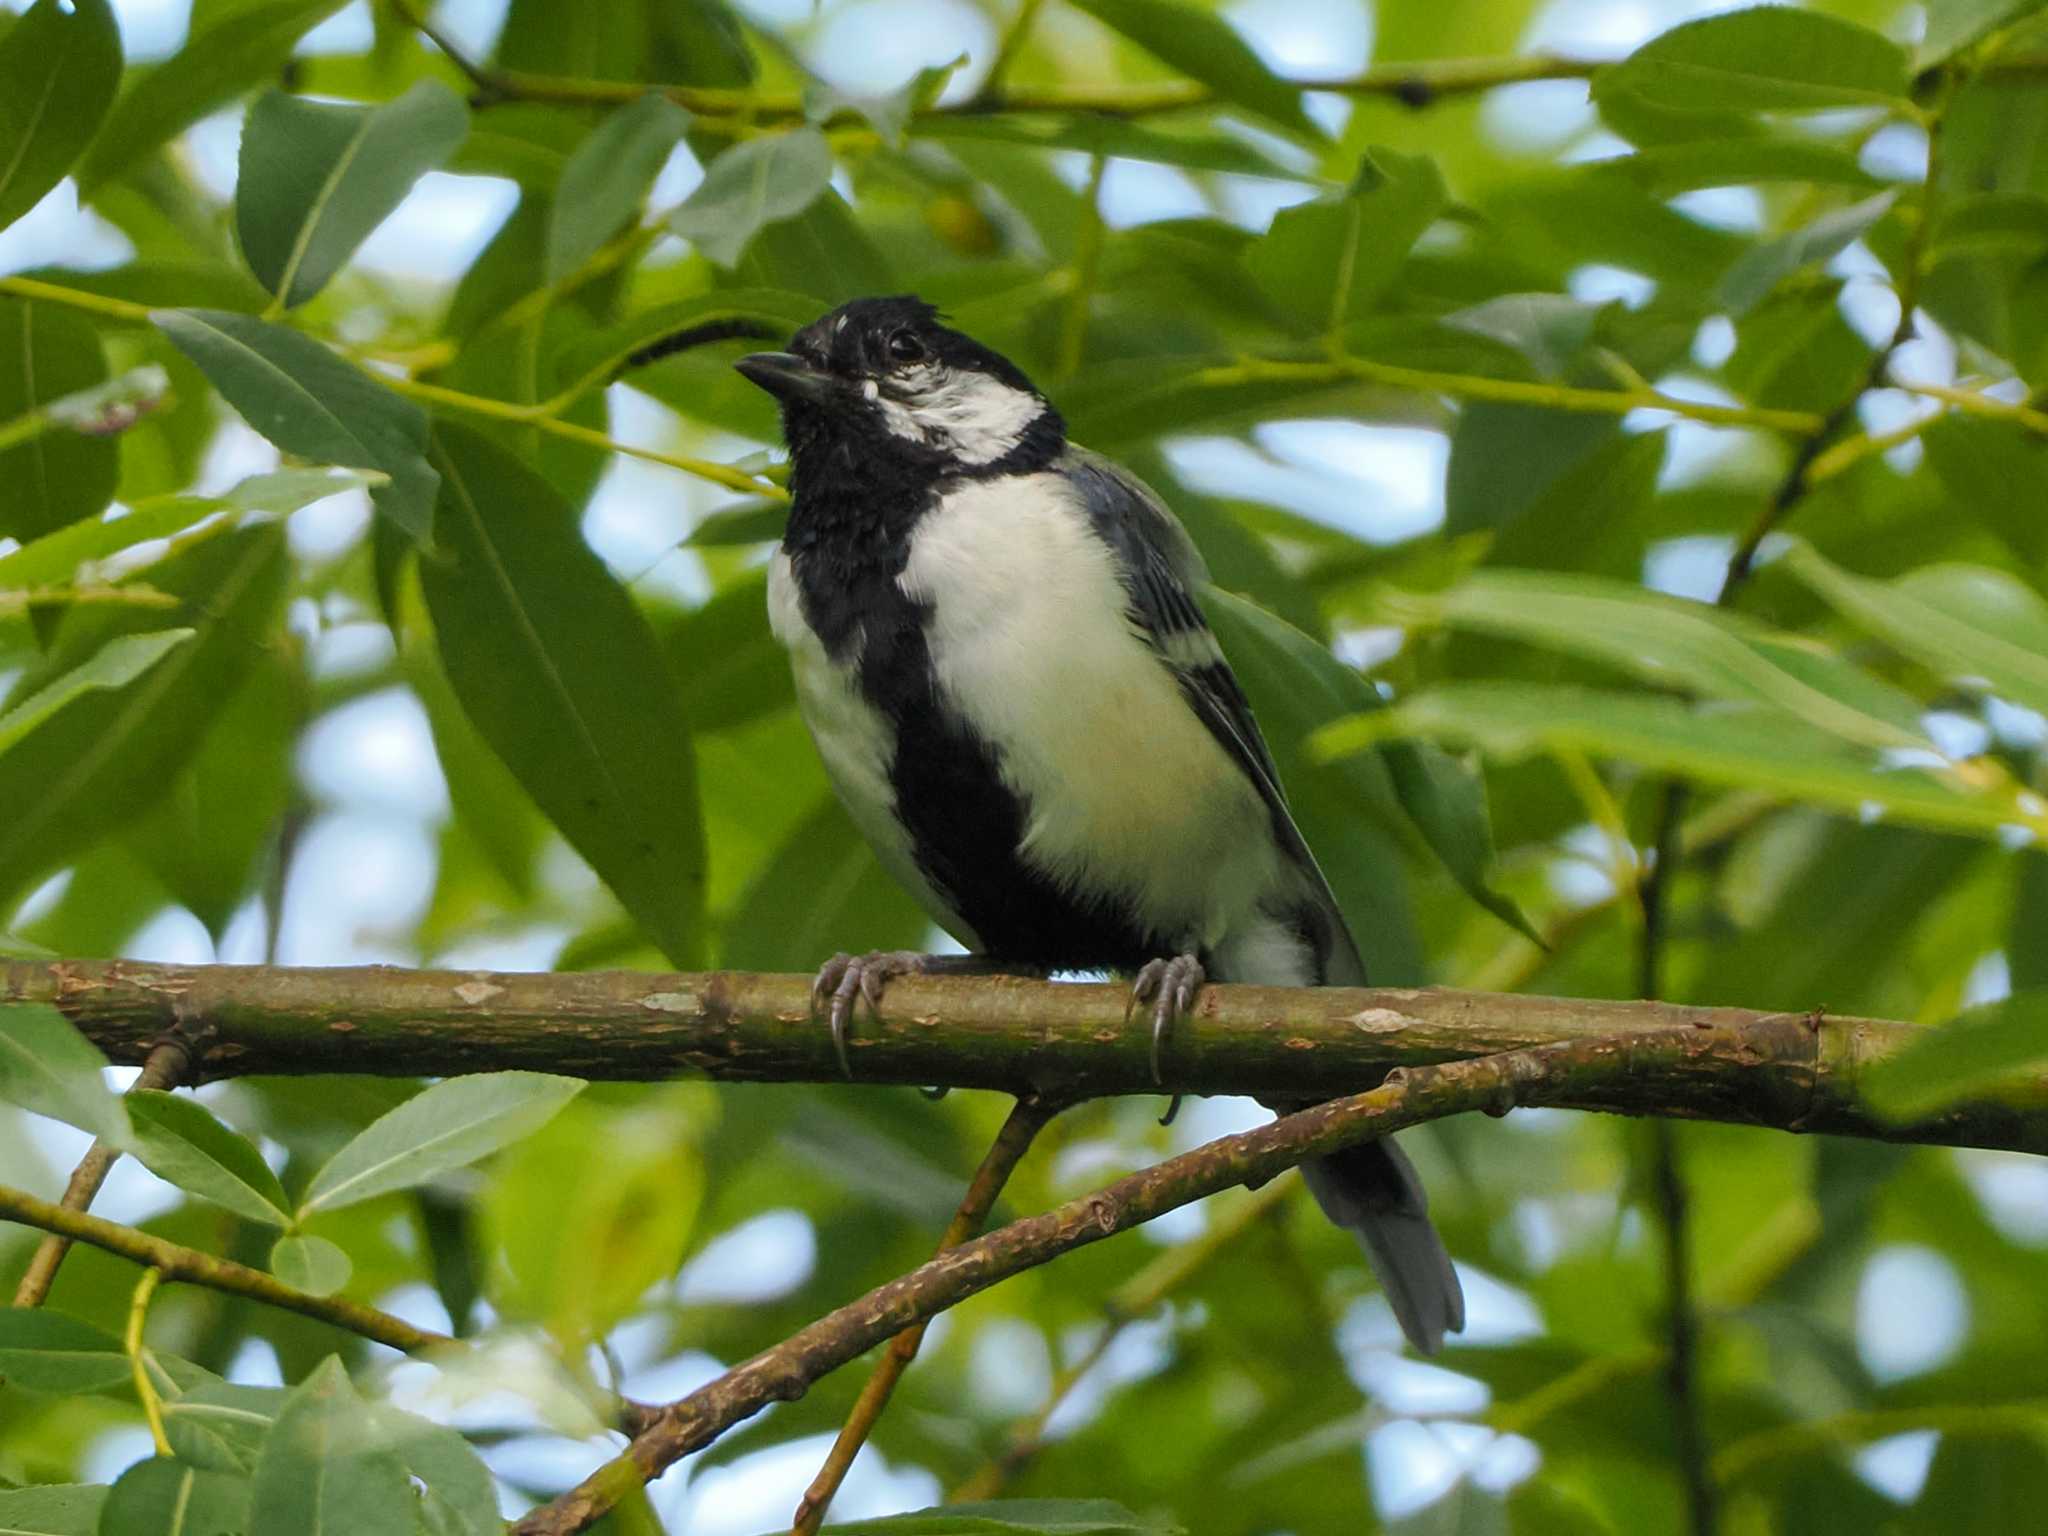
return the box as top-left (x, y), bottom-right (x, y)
top-left (1129, 952), bottom-right (1205, 1125)
top-left (810, 951), bottom-right (1046, 1079)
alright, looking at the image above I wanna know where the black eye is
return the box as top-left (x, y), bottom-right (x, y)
top-left (886, 331), bottom-right (926, 364)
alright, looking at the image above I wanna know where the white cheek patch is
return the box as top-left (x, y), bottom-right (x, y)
top-left (875, 366), bottom-right (1045, 465)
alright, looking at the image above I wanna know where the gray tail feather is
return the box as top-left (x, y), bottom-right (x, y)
top-left (1297, 1137), bottom-right (1464, 1356)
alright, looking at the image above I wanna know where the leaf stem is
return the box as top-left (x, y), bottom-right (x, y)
top-left (126, 1267), bottom-right (172, 1456)
top-left (380, 375), bottom-right (787, 498)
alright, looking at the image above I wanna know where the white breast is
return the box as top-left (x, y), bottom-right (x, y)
top-left (898, 475), bottom-right (1284, 952)
top-left (767, 551), bottom-right (972, 943)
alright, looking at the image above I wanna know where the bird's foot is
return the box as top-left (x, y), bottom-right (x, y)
top-left (810, 950), bottom-right (933, 1079)
top-left (810, 952), bottom-right (1047, 1079)
top-left (1129, 952), bottom-right (1205, 1124)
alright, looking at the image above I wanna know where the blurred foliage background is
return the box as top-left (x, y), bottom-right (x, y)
top-left (4, 0), bottom-right (2048, 1531)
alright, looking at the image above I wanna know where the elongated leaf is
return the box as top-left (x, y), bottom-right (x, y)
top-left (723, 795), bottom-right (927, 969)
top-left (0, 1486), bottom-right (107, 1536)
top-left (245, 1358), bottom-right (413, 1536)
top-left (99, 1458), bottom-right (250, 1536)
top-left (1204, 588), bottom-right (1533, 946)
top-left (0, 1004), bottom-right (124, 1142)
top-left (1317, 683), bottom-right (2035, 841)
top-left (297, 1070), bottom-right (584, 1216)
top-left (0, 0), bottom-right (121, 233)
top-left (74, 0), bottom-right (348, 193)
top-left (1068, 0), bottom-right (1316, 138)
top-left (0, 1310), bottom-right (127, 1394)
top-left (0, 468), bottom-right (375, 591)
top-left (1594, 8), bottom-right (1911, 116)
top-left (0, 630), bottom-right (192, 756)
top-left (0, 526), bottom-right (287, 908)
top-left (1921, 0), bottom-right (2046, 65)
top-left (154, 309), bottom-right (437, 544)
top-left (1861, 991), bottom-right (2048, 1120)
top-left (419, 425), bottom-right (705, 964)
top-left (1786, 544), bottom-right (2048, 717)
top-left (124, 1089), bottom-right (291, 1226)
top-left (662, 569), bottom-right (793, 733)
top-left (1717, 193), bottom-right (1897, 315)
top-left (268, 1234), bottom-right (351, 1295)
top-left (0, 299), bottom-right (116, 541)
top-left (1375, 568), bottom-right (1932, 751)
top-left (546, 91), bottom-right (687, 282)
top-left (666, 129), bottom-right (833, 266)
top-left (1246, 148), bottom-right (1446, 334)
top-left (366, 1406), bottom-right (498, 1536)
top-left (236, 81), bottom-right (470, 308)
top-left (162, 1381), bottom-right (286, 1475)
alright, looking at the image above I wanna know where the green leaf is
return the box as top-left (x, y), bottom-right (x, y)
top-left (365, 1407), bottom-right (498, 1536)
top-left (245, 1358), bottom-right (413, 1536)
top-left (1374, 568), bottom-right (1933, 751)
top-left (267, 1234), bottom-right (352, 1295)
top-left (666, 129), bottom-right (833, 267)
top-left (1587, 136), bottom-right (1879, 196)
top-left (420, 424), bottom-right (706, 966)
top-left (0, 1310), bottom-right (127, 1394)
top-left (481, 1094), bottom-right (701, 1342)
top-left (98, 1458), bottom-right (249, 1536)
top-left (124, 1089), bottom-right (291, 1226)
top-left (0, 468), bottom-right (376, 592)
top-left (1861, 991), bottom-right (2048, 1120)
top-left (722, 796), bottom-right (928, 970)
top-left (0, 0), bottom-right (121, 234)
top-left (1246, 148), bottom-right (1447, 334)
top-left (0, 1485), bottom-right (107, 1536)
top-left (663, 570), bottom-right (793, 733)
top-left (74, 0), bottom-right (349, 193)
top-left (1316, 683), bottom-right (2033, 842)
top-left (0, 299), bottom-right (117, 541)
top-left (1203, 588), bottom-right (1533, 947)
top-left (0, 631), bottom-right (193, 757)
top-left (819, 1500), bottom-right (1183, 1534)
top-left (1067, 0), bottom-right (1316, 138)
top-left (1921, 0), bottom-right (2047, 66)
top-left (297, 1070), bottom-right (585, 1217)
top-left (236, 81), bottom-right (470, 308)
top-left (1785, 544), bottom-right (2048, 717)
top-left (1594, 8), bottom-right (1911, 117)
top-left (1717, 192), bottom-right (1897, 315)
top-left (1929, 192), bottom-right (2048, 264)
top-left (0, 526), bottom-right (287, 910)
top-left (546, 91), bottom-right (687, 282)
top-left (162, 1381), bottom-right (286, 1475)
top-left (0, 1004), bottom-right (125, 1142)
top-left (153, 309), bottom-right (438, 544)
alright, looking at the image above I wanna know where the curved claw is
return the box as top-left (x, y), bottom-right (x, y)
top-left (808, 950), bottom-right (931, 1080)
top-left (1130, 953), bottom-right (1205, 1093)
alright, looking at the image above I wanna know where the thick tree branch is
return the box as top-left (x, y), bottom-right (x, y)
top-left (510, 1026), bottom-right (1787, 1535)
top-left (8, 960), bottom-right (2043, 1154)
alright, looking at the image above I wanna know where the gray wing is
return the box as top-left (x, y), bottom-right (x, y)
top-left (1058, 445), bottom-right (1367, 986)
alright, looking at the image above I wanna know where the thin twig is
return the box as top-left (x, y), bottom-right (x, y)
top-left (951, 1175), bottom-right (1297, 1501)
top-left (509, 1026), bottom-right (1776, 1536)
top-left (790, 1095), bottom-right (1065, 1534)
top-left (13, 1039), bottom-right (189, 1306)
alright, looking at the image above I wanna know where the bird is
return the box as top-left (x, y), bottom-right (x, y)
top-left (735, 296), bottom-right (1464, 1355)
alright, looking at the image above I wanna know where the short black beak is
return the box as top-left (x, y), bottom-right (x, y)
top-left (734, 351), bottom-right (835, 404)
